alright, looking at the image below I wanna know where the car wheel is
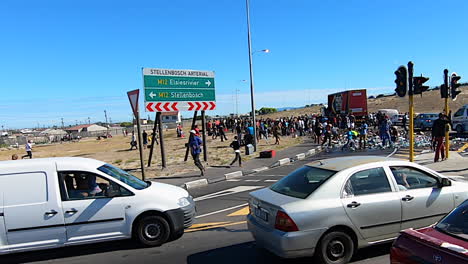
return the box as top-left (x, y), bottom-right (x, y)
top-left (135, 215), bottom-right (171, 247)
top-left (316, 231), bottom-right (354, 264)
top-left (456, 125), bottom-right (464, 134)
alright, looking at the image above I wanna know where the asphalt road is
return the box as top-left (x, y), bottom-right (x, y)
top-left (0, 148), bottom-right (397, 264)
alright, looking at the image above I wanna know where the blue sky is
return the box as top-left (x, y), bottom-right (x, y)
top-left (1, 0), bottom-right (467, 128)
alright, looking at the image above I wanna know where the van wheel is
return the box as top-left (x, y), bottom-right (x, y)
top-left (315, 231), bottom-right (354, 264)
top-left (456, 125), bottom-right (464, 134)
top-left (136, 215), bottom-right (170, 247)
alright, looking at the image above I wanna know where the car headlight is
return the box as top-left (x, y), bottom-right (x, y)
top-left (178, 197), bottom-right (191, 207)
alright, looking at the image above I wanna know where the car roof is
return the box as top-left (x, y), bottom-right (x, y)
top-left (306, 156), bottom-right (402, 171)
top-left (0, 157), bottom-right (105, 168)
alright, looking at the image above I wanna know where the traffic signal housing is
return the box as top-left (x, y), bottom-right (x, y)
top-left (451, 73), bottom-right (462, 101)
top-left (440, 84), bottom-right (449, 98)
top-left (413, 76), bottom-right (429, 95)
top-left (394, 66), bottom-right (407, 97)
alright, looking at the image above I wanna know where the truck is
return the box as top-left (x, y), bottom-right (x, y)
top-left (327, 89), bottom-right (368, 120)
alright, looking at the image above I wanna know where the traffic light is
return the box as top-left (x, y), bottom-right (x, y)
top-left (440, 84), bottom-right (449, 98)
top-left (394, 66), bottom-right (407, 97)
top-left (413, 76), bottom-right (429, 95)
top-left (451, 73), bottom-right (462, 101)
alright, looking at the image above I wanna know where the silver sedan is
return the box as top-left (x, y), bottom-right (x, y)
top-left (247, 156), bottom-right (468, 264)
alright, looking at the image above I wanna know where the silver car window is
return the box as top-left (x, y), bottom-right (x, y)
top-left (270, 166), bottom-right (336, 199)
top-left (389, 166), bottom-right (438, 190)
top-left (344, 167), bottom-right (391, 197)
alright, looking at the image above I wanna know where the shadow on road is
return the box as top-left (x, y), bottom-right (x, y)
top-left (0, 239), bottom-right (141, 264)
top-left (187, 241), bottom-right (392, 264)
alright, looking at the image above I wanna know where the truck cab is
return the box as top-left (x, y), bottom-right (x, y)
top-left (452, 104), bottom-right (468, 133)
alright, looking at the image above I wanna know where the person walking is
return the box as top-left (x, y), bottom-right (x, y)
top-left (189, 130), bottom-right (205, 176)
top-left (229, 136), bottom-right (242, 167)
top-left (321, 123), bottom-right (332, 147)
top-left (432, 113), bottom-right (451, 162)
top-left (359, 121), bottom-right (368, 149)
top-left (273, 125), bottom-right (281, 145)
top-left (129, 131), bottom-right (137, 150)
top-left (142, 130), bottom-right (148, 149)
top-left (22, 140), bottom-right (33, 159)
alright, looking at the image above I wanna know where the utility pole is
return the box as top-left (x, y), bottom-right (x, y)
top-left (88, 117), bottom-right (90, 124)
top-left (104, 110), bottom-right (108, 125)
top-left (61, 118), bottom-right (64, 129)
top-left (408, 61), bottom-right (414, 162)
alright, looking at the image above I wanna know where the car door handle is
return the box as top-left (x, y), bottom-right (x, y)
top-left (65, 209), bottom-right (78, 214)
top-left (402, 195), bottom-right (414, 201)
top-left (347, 202), bottom-right (361, 208)
top-left (45, 210), bottom-right (58, 216)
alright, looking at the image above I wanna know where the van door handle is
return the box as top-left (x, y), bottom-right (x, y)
top-left (347, 201), bottom-right (361, 208)
top-left (65, 209), bottom-right (78, 214)
top-left (45, 210), bottom-right (58, 216)
top-left (402, 195), bottom-right (414, 202)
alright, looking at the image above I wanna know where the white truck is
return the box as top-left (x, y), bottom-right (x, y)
top-left (0, 157), bottom-right (195, 255)
top-left (452, 104), bottom-right (468, 133)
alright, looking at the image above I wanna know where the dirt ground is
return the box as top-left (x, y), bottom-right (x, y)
top-left (0, 128), bottom-right (303, 179)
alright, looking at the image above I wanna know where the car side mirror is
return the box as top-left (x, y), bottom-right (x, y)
top-left (106, 184), bottom-right (121, 198)
top-left (439, 178), bottom-right (451, 188)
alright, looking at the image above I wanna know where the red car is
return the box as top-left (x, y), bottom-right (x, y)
top-left (390, 199), bottom-right (468, 264)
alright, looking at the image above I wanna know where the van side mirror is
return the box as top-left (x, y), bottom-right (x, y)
top-left (439, 178), bottom-right (451, 188)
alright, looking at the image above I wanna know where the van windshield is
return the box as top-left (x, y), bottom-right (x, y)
top-left (98, 164), bottom-right (149, 190)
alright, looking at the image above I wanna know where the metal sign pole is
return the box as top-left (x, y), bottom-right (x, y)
top-left (444, 69), bottom-right (450, 159)
top-left (184, 111), bottom-right (198, 162)
top-left (201, 110), bottom-right (208, 162)
top-left (158, 113), bottom-right (166, 168)
top-left (408, 61), bottom-right (414, 162)
top-left (135, 110), bottom-right (146, 180)
top-left (147, 112), bottom-right (159, 167)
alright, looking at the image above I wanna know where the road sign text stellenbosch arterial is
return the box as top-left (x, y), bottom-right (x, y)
top-left (143, 68), bottom-right (216, 112)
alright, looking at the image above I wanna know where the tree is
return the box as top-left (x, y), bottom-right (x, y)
top-left (258, 107), bottom-right (278, 115)
top-left (120, 122), bottom-right (133, 127)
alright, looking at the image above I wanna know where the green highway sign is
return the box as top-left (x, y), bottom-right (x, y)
top-left (143, 68), bottom-right (216, 112)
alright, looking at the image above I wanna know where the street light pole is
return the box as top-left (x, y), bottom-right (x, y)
top-left (246, 0), bottom-right (257, 151)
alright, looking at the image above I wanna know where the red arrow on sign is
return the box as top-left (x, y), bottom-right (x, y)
top-left (188, 102), bottom-right (194, 111)
top-left (202, 102), bottom-right (209, 111)
top-left (155, 103), bottom-right (163, 112)
top-left (163, 102), bottom-right (170, 111)
top-left (172, 102), bottom-right (178, 111)
top-left (209, 102), bottom-right (216, 110)
top-left (146, 102), bottom-right (154, 112)
top-left (195, 102), bottom-right (202, 111)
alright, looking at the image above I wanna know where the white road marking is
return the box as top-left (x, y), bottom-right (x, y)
top-left (194, 186), bottom-right (263, 202)
top-left (264, 180), bottom-right (278, 182)
top-left (250, 174), bottom-right (285, 177)
top-left (245, 179), bottom-right (261, 182)
top-left (195, 203), bottom-right (249, 219)
top-left (226, 179), bottom-right (241, 182)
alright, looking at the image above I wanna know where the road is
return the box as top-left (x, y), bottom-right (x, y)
top-left (0, 148), bottom-right (400, 264)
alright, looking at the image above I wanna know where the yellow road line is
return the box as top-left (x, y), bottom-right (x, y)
top-left (457, 143), bottom-right (468, 153)
top-left (186, 221), bottom-right (247, 233)
top-left (188, 222), bottom-right (229, 229)
top-left (227, 206), bottom-right (249, 217)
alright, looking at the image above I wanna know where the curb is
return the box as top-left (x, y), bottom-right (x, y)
top-left (184, 179), bottom-right (208, 189)
top-left (182, 145), bottom-right (324, 190)
top-left (224, 171), bottom-right (243, 179)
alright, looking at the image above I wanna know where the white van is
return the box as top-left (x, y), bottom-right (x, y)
top-left (377, 109), bottom-right (399, 119)
top-left (0, 157), bottom-right (195, 255)
top-left (452, 104), bottom-right (468, 133)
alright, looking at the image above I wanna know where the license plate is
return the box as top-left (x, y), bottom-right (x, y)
top-left (254, 207), bottom-right (268, 222)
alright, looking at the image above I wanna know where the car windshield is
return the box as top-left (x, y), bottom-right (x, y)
top-left (98, 164), bottom-right (149, 190)
top-left (270, 166), bottom-right (336, 199)
top-left (435, 200), bottom-right (468, 241)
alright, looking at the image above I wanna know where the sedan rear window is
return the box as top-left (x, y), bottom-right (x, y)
top-left (270, 166), bottom-right (336, 199)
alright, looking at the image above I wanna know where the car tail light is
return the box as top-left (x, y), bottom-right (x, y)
top-left (275, 211), bottom-right (299, 232)
top-left (426, 119), bottom-right (431, 122)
